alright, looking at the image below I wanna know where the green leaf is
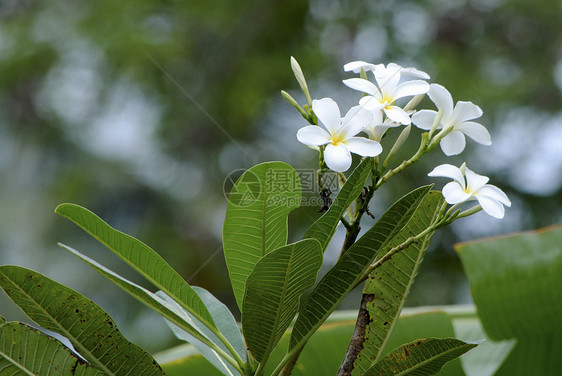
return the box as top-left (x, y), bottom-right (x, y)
top-left (58, 244), bottom-right (207, 344)
top-left (0, 265), bottom-right (165, 376)
top-left (157, 291), bottom-right (241, 376)
top-left (0, 319), bottom-right (103, 376)
top-left (455, 223), bottom-right (562, 340)
top-left (350, 191), bottom-right (444, 374)
top-left (192, 286), bottom-right (246, 362)
top-left (455, 223), bottom-right (562, 375)
top-left (243, 239), bottom-right (322, 363)
top-left (304, 158), bottom-right (370, 253)
top-left (223, 161), bottom-right (301, 309)
top-left (364, 337), bottom-right (479, 376)
top-left (382, 310), bottom-right (465, 376)
top-left (289, 185), bottom-right (432, 352)
top-left (55, 203), bottom-right (215, 330)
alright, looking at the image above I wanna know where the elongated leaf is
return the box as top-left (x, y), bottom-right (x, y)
top-left (289, 185), bottom-right (432, 351)
top-left (192, 287), bottom-right (246, 362)
top-left (157, 291), bottom-right (240, 376)
top-left (364, 337), bottom-right (479, 376)
top-left (243, 239), bottom-right (322, 363)
top-left (223, 162), bottom-right (301, 309)
top-left (58, 244), bottom-right (209, 342)
top-left (0, 319), bottom-right (103, 376)
top-left (60, 243), bottom-right (242, 375)
top-left (55, 203), bottom-right (215, 330)
top-left (348, 191), bottom-right (444, 374)
top-left (304, 158), bottom-right (371, 253)
top-left (0, 265), bottom-right (165, 376)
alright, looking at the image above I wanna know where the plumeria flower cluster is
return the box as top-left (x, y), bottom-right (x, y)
top-left (285, 58), bottom-right (510, 219)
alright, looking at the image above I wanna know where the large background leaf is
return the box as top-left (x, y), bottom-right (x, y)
top-left (0, 318), bottom-right (103, 376)
top-left (303, 158), bottom-right (370, 253)
top-left (0, 266), bottom-right (165, 376)
top-left (289, 185), bottom-right (431, 352)
top-left (347, 191), bottom-right (444, 374)
top-left (55, 203), bottom-right (215, 330)
top-left (455, 223), bottom-right (562, 375)
top-left (223, 161), bottom-right (301, 309)
top-left (242, 239), bottom-right (322, 363)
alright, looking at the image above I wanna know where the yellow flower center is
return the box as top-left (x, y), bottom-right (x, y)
top-left (331, 133), bottom-right (344, 146)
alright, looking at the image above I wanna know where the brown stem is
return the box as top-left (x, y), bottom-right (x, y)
top-left (336, 293), bottom-right (375, 375)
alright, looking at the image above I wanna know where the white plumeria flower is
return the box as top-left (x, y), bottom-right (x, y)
top-left (297, 98), bottom-right (382, 172)
top-left (343, 64), bottom-right (430, 125)
top-left (428, 163), bottom-right (511, 219)
top-left (412, 84), bottom-right (491, 155)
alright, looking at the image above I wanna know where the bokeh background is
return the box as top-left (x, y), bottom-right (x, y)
top-left (1, 0), bottom-right (561, 354)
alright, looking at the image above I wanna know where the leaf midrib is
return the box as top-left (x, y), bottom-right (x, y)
top-left (0, 270), bottom-right (115, 376)
top-left (261, 245), bottom-right (296, 361)
top-left (391, 342), bottom-right (473, 376)
top-left (0, 349), bottom-right (37, 376)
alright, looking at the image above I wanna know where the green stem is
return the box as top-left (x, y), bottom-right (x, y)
top-left (340, 215), bottom-right (351, 230)
top-left (375, 133), bottom-right (429, 190)
top-left (357, 201), bottom-right (450, 285)
top-left (213, 330), bottom-right (246, 370)
top-left (271, 344), bottom-right (304, 376)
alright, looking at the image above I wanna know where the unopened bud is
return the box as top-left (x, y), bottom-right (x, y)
top-left (290, 56), bottom-right (312, 107)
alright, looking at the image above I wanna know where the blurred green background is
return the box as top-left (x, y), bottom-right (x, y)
top-left (1, 0), bottom-right (561, 354)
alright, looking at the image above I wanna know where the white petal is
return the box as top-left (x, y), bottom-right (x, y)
top-left (312, 98), bottom-right (341, 134)
top-left (442, 182), bottom-right (472, 204)
top-left (450, 101), bottom-right (483, 124)
top-left (367, 108), bottom-right (384, 127)
top-left (411, 110), bottom-right (438, 130)
top-left (374, 65), bottom-right (401, 92)
top-left (455, 121), bottom-right (491, 145)
top-left (343, 78), bottom-right (379, 96)
top-left (344, 61), bottom-right (377, 73)
top-left (341, 106), bottom-right (373, 138)
top-left (324, 143), bottom-right (352, 172)
top-left (371, 124), bottom-right (395, 141)
top-left (475, 195), bottom-right (505, 219)
top-left (440, 131), bottom-right (466, 156)
top-left (427, 84), bottom-right (454, 117)
top-left (359, 96), bottom-right (384, 111)
top-left (343, 137), bottom-right (383, 157)
top-left (399, 66), bottom-right (431, 80)
top-left (465, 167), bottom-right (489, 191)
top-left (296, 126), bottom-right (331, 146)
top-left (477, 185), bottom-right (511, 206)
top-left (394, 80), bottom-right (430, 100)
top-left (428, 164), bottom-right (465, 186)
top-left (384, 106), bottom-right (411, 125)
